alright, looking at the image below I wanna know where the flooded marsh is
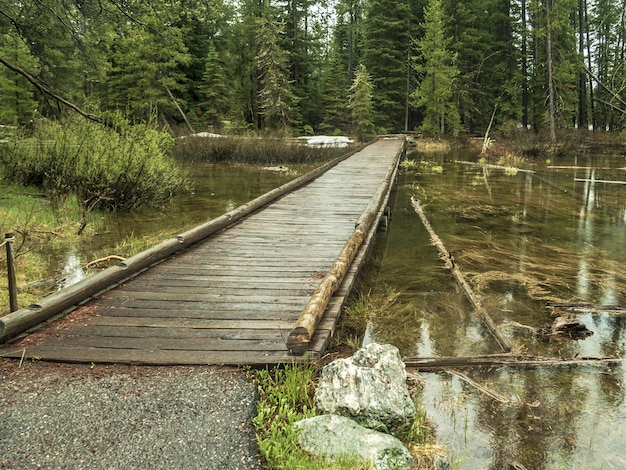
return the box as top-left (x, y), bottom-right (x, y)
top-left (370, 145), bottom-right (626, 468)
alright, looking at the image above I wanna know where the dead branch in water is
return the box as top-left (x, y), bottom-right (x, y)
top-left (84, 255), bottom-right (126, 270)
top-left (456, 160), bottom-right (535, 174)
top-left (446, 369), bottom-right (512, 404)
top-left (410, 197), bottom-right (512, 352)
top-left (403, 354), bottom-right (625, 370)
top-left (546, 301), bottom-right (626, 315)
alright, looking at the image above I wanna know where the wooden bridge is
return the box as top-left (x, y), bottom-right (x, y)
top-left (0, 138), bottom-right (404, 365)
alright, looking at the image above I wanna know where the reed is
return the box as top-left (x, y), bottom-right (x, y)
top-left (173, 134), bottom-right (348, 164)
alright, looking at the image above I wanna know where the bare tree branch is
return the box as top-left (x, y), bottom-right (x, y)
top-left (0, 54), bottom-right (104, 124)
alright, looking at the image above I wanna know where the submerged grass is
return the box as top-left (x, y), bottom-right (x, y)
top-left (0, 181), bottom-right (86, 314)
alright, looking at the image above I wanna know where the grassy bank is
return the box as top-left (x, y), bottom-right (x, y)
top-left (250, 238), bottom-right (446, 469)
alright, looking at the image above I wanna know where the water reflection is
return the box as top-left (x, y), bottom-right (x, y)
top-left (372, 148), bottom-right (626, 468)
top-left (46, 162), bottom-right (300, 278)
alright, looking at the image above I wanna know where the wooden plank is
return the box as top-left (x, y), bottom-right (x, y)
top-left (50, 325), bottom-right (290, 340)
top-left (117, 284), bottom-right (315, 296)
top-left (0, 345), bottom-right (315, 366)
top-left (96, 298), bottom-right (307, 311)
top-left (82, 314), bottom-right (338, 330)
top-left (34, 335), bottom-right (291, 352)
top-left (101, 291), bottom-right (308, 303)
top-left (88, 306), bottom-right (300, 320)
top-left (86, 316), bottom-right (298, 330)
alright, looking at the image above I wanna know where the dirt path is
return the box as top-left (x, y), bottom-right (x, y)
top-left (0, 360), bottom-right (263, 469)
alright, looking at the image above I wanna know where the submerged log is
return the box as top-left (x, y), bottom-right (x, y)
top-left (456, 160), bottom-right (535, 174)
top-left (403, 354), bottom-right (625, 370)
top-left (546, 301), bottom-right (626, 315)
top-left (446, 369), bottom-right (511, 404)
top-left (410, 197), bottom-right (512, 352)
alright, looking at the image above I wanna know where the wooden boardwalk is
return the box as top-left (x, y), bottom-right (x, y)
top-left (0, 138), bottom-right (404, 365)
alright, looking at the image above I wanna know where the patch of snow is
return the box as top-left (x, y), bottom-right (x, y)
top-left (299, 135), bottom-right (353, 148)
top-left (179, 132), bottom-right (223, 139)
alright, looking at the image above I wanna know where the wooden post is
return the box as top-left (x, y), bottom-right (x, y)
top-left (5, 233), bottom-right (18, 312)
top-left (410, 198), bottom-right (512, 352)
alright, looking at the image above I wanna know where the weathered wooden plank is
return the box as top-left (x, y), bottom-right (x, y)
top-left (96, 298), bottom-right (307, 311)
top-left (35, 335), bottom-right (291, 352)
top-left (89, 306), bottom-right (300, 320)
top-left (132, 273), bottom-right (321, 284)
top-left (86, 316), bottom-right (298, 330)
top-left (50, 325), bottom-right (289, 340)
top-left (0, 345), bottom-right (314, 366)
top-left (117, 283), bottom-right (315, 296)
top-left (83, 314), bottom-right (338, 330)
top-left (101, 291), bottom-right (308, 303)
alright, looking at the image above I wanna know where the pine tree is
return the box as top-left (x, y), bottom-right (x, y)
top-left (412, 0), bottom-right (460, 137)
top-left (200, 42), bottom-right (230, 129)
top-left (0, 33), bottom-right (38, 126)
top-left (256, 16), bottom-right (299, 131)
top-left (362, 0), bottom-right (412, 131)
top-left (350, 63), bottom-right (376, 141)
top-left (319, 49), bottom-right (351, 134)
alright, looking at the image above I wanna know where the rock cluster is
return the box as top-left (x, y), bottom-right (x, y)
top-left (295, 343), bottom-right (416, 470)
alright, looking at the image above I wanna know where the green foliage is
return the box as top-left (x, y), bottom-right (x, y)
top-left (350, 64), bottom-right (376, 141)
top-left (256, 15), bottom-right (300, 132)
top-left (0, 33), bottom-right (38, 126)
top-left (362, 0), bottom-right (412, 130)
top-left (1, 118), bottom-right (186, 211)
top-left (250, 364), bottom-right (368, 470)
top-left (412, 0), bottom-right (460, 137)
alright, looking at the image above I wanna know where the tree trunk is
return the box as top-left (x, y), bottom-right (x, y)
top-left (545, 0), bottom-right (557, 142)
top-left (410, 198), bottom-right (512, 352)
top-left (577, 0), bottom-right (588, 130)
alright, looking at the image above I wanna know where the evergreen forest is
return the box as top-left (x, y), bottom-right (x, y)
top-left (1, 0), bottom-right (626, 139)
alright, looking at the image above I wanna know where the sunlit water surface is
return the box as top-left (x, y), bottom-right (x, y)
top-left (371, 146), bottom-right (626, 469)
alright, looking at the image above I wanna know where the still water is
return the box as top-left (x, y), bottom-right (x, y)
top-left (47, 162), bottom-right (301, 285)
top-left (371, 146), bottom-right (626, 469)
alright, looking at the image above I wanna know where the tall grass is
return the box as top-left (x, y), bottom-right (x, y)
top-left (0, 118), bottom-right (187, 211)
top-left (174, 134), bottom-right (349, 164)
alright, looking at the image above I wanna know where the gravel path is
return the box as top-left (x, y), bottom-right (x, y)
top-left (0, 360), bottom-right (263, 469)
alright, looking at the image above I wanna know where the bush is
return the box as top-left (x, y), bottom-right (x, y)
top-left (0, 118), bottom-right (186, 210)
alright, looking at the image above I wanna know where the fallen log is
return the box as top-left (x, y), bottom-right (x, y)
top-left (410, 197), bottom-right (512, 352)
top-left (547, 301), bottom-right (626, 315)
top-left (508, 317), bottom-right (594, 340)
top-left (574, 178), bottom-right (626, 185)
top-left (84, 255), bottom-right (126, 270)
top-left (403, 354), bottom-right (624, 370)
top-left (456, 160), bottom-right (535, 174)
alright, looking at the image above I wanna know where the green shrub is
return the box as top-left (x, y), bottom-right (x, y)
top-left (1, 118), bottom-right (186, 211)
